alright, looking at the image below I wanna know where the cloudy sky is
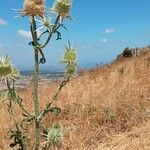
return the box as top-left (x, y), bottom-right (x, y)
top-left (0, 0), bottom-right (150, 70)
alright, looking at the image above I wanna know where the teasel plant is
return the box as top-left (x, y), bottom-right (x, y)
top-left (0, 0), bottom-right (77, 149)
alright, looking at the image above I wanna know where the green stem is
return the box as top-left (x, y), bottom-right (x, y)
top-left (37, 15), bottom-right (60, 49)
top-left (6, 78), bottom-right (32, 117)
top-left (37, 75), bottom-right (71, 122)
top-left (31, 16), bottom-right (40, 150)
top-left (38, 30), bottom-right (49, 40)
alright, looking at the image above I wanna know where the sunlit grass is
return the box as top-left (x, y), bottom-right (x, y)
top-left (0, 49), bottom-right (150, 149)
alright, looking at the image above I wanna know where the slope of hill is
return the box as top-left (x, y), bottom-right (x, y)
top-left (97, 120), bottom-right (150, 149)
top-left (0, 48), bottom-right (150, 149)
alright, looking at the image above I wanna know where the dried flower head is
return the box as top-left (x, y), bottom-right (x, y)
top-left (53, 0), bottom-right (72, 18)
top-left (23, 0), bottom-right (45, 16)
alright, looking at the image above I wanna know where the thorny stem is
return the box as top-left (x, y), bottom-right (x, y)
top-left (5, 85), bottom-right (27, 150)
top-left (29, 15), bottom-right (61, 64)
top-left (37, 75), bottom-right (71, 122)
top-left (36, 15), bottom-right (60, 49)
top-left (28, 15), bottom-right (63, 149)
top-left (30, 16), bottom-right (40, 150)
top-left (38, 30), bottom-right (49, 40)
top-left (6, 78), bottom-right (32, 117)
top-left (7, 104), bottom-right (20, 131)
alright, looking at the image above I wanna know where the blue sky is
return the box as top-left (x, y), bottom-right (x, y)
top-left (0, 0), bottom-right (150, 70)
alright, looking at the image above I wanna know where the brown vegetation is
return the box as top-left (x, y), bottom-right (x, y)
top-left (0, 49), bottom-right (150, 149)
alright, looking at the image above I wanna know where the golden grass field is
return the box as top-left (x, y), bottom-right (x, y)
top-left (0, 49), bottom-right (150, 149)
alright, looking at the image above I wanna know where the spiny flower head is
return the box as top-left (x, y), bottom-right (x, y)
top-left (61, 41), bottom-right (77, 75)
top-left (42, 122), bottom-right (63, 145)
top-left (53, 0), bottom-right (72, 18)
top-left (64, 41), bottom-right (77, 62)
top-left (23, 0), bottom-right (45, 16)
top-left (0, 56), bottom-right (20, 80)
top-left (35, 15), bottom-right (52, 32)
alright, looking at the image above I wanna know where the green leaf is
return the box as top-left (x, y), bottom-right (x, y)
top-left (2, 90), bottom-right (16, 102)
top-left (52, 122), bottom-right (61, 129)
top-left (9, 130), bottom-right (27, 149)
top-left (49, 107), bottom-right (61, 116)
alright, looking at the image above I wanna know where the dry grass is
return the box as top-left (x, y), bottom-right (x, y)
top-left (0, 49), bottom-right (150, 149)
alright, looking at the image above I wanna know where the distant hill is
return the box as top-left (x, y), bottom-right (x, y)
top-left (57, 47), bottom-right (150, 149)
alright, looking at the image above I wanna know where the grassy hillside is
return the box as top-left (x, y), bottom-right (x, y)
top-left (0, 48), bottom-right (150, 149)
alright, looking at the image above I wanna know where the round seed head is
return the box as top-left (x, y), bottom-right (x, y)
top-left (0, 57), bottom-right (12, 77)
top-left (64, 49), bottom-right (76, 62)
top-left (0, 56), bottom-right (20, 79)
top-left (65, 63), bottom-right (76, 75)
top-left (43, 122), bottom-right (63, 144)
top-left (53, 0), bottom-right (72, 18)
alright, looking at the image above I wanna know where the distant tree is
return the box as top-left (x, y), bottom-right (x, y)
top-left (123, 47), bottom-right (132, 57)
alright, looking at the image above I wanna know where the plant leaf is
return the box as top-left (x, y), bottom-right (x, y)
top-left (49, 107), bottom-right (61, 116)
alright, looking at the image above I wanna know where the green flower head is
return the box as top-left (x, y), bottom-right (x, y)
top-left (53, 0), bottom-right (72, 18)
top-left (61, 41), bottom-right (77, 76)
top-left (0, 56), bottom-right (20, 80)
top-left (64, 40), bottom-right (77, 62)
top-left (43, 122), bottom-right (63, 145)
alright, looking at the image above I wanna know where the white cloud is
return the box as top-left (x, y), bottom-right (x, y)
top-left (105, 28), bottom-right (115, 33)
top-left (0, 19), bottom-right (7, 26)
top-left (101, 39), bottom-right (108, 43)
top-left (18, 29), bottom-right (32, 39)
top-left (17, 29), bottom-right (41, 39)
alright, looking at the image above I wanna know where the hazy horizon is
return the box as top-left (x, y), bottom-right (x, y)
top-left (1, 0), bottom-right (150, 70)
